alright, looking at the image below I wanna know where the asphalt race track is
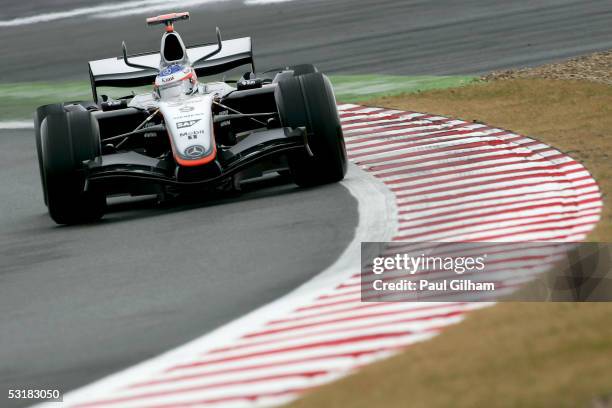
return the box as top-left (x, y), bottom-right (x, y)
top-left (1, 1), bottom-right (612, 406)
top-left (0, 129), bottom-right (358, 404)
top-left (2, 0), bottom-right (612, 80)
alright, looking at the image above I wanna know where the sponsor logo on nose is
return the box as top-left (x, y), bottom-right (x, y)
top-left (176, 119), bottom-right (201, 129)
top-left (184, 145), bottom-right (205, 158)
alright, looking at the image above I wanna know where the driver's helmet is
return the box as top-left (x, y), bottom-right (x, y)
top-left (154, 64), bottom-right (197, 99)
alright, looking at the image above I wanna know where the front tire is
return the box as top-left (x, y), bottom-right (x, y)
top-left (276, 72), bottom-right (347, 187)
top-left (41, 110), bottom-right (105, 224)
top-left (35, 104), bottom-right (65, 206)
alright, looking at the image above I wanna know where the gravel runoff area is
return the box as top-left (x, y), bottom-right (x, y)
top-left (483, 50), bottom-right (612, 85)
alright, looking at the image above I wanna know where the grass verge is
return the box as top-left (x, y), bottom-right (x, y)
top-left (0, 81), bottom-right (90, 122)
top-left (286, 78), bottom-right (612, 408)
top-left (330, 75), bottom-right (475, 103)
top-left (0, 82), bottom-right (145, 122)
top-left (0, 75), bottom-right (475, 122)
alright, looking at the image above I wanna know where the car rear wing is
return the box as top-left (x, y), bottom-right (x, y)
top-left (88, 36), bottom-right (254, 101)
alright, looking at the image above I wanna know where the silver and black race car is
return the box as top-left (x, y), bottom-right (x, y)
top-left (35, 12), bottom-right (347, 225)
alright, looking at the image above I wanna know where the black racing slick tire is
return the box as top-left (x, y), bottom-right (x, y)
top-left (35, 103), bottom-right (65, 206)
top-left (35, 102), bottom-right (95, 206)
top-left (276, 72), bottom-right (347, 187)
top-left (41, 110), bottom-right (105, 224)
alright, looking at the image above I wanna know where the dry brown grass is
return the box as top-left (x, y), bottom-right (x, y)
top-left (286, 79), bottom-right (612, 408)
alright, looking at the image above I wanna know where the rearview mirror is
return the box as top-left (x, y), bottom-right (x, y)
top-left (194, 27), bottom-right (223, 65)
top-left (122, 41), bottom-right (159, 72)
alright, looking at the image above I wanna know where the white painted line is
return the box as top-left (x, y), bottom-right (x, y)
top-left (0, 1), bottom-right (161, 27)
top-left (244, 0), bottom-right (296, 4)
top-left (0, 120), bottom-right (34, 129)
top-left (0, 0), bottom-right (296, 26)
top-left (98, 0), bottom-right (231, 19)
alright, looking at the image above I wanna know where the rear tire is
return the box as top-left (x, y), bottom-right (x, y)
top-left (41, 110), bottom-right (105, 224)
top-left (276, 72), bottom-right (347, 187)
top-left (288, 64), bottom-right (317, 76)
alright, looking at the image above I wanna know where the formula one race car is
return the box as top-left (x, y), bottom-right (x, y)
top-left (34, 12), bottom-right (347, 224)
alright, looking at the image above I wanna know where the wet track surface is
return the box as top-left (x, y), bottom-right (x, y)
top-left (1, 0), bottom-right (612, 405)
